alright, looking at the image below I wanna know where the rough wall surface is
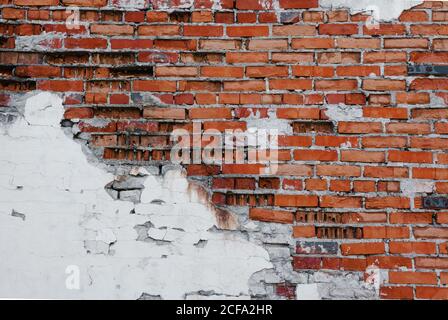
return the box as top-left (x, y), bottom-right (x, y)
top-left (1, 0), bottom-right (448, 300)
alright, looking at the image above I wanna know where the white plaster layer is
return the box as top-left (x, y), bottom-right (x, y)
top-left (320, 0), bottom-right (424, 21)
top-left (401, 179), bottom-right (434, 196)
top-left (0, 92), bottom-right (271, 299)
top-left (296, 283), bottom-right (320, 300)
top-left (15, 32), bottom-right (63, 51)
top-left (324, 105), bottom-right (363, 122)
top-left (115, 0), bottom-right (147, 9)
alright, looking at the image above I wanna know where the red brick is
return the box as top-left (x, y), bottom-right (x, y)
top-left (65, 38), bottom-right (108, 49)
top-left (226, 52), bottom-right (268, 63)
top-left (317, 165), bottom-right (361, 177)
top-left (134, 80), bottom-right (177, 92)
top-left (336, 66), bottom-right (380, 77)
top-left (189, 108), bottom-right (232, 119)
top-left (64, 107), bottom-right (94, 119)
top-left (38, 80), bottom-right (83, 92)
top-left (368, 256), bottom-right (412, 269)
top-left (274, 195), bottom-right (318, 207)
top-left (336, 38), bottom-right (380, 49)
top-left (399, 10), bottom-right (428, 22)
top-left (388, 150), bottom-right (433, 164)
top-left (364, 51), bottom-right (406, 63)
top-left (184, 25), bottom-right (223, 37)
top-left (292, 38), bottom-right (333, 49)
top-left (315, 80), bottom-right (358, 91)
top-left (341, 242), bottom-right (385, 255)
top-left (319, 24), bottom-right (358, 35)
top-left (156, 67), bottom-right (198, 77)
top-left (273, 25), bottom-right (315, 36)
top-left (385, 38), bottom-right (429, 48)
top-left (143, 107), bottom-right (185, 120)
top-left (279, 0), bottom-right (318, 8)
top-left (250, 208), bottom-right (294, 224)
top-left (2, 8), bottom-right (26, 19)
top-left (364, 226), bottom-right (410, 239)
top-left (341, 150), bottom-right (385, 163)
top-left (110, 39), bottom-right (154, 49)
top-left (320, 196), bottom-right (361, 208)
top-left (293, 226), bottom-right (316, 238)
top-left (364, 24), bottom-right (406, 35)
top-left (389, 242), bottom-right (436, 254)
top-left (15, 66), bottom-right (60, 78)
top-left (293, 257), bottom-right (321, 270)
top-left (416, 287), bottom-right (448, 300)
top-left (414, 227), bottom-right (448, 239)
top-left (202, 66), bottom-right (244, 78)
top-left (338, 122), bottom-right (383, 134)
top-left (380, 286), bottom-right (414, 300)
top-left (91, 24), bottom-right (133, 35)
top-left (363, 79), bottom-right (406, 91)
top-left (14, 0), bottom-right (59, 5)
top-left (270, 79), bottom-right (313, 91)
top-left (293, 66), bottom-right (334, 77)
top-left (227, 26), bottom-right (269, 37)
top-left (294, 150), bottom-right (337, 161)
top-left (365, 197), bottom-right (410, 209)
top-left (247, 66), bottom-right (288, 78)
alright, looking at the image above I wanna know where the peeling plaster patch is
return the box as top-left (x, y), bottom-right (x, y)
top-left (15, 32), bottom-right (63, 51)
top-left (296, 283), bottom-right (320, 300)
top-left (430, 93), bottom-right (447, 107)
top-left (132, 92), bottom-right (166, 106)
top-left (325, 104), bottom-right (363, 122)
top-left (340, 141), bottom-right (352, 149)
top-left (151, 0), bottom-right (194, 11)
top-left (130, 166), bottom-right (150, 177)
top-left (114, 0), bottom-right (147, 9)
top-left (401, 180), bottom-right (434, 196)
top-left (258, 0), bottom-right (274, 10)
top-left (0, 91), bottom-right (272, 299)
top-left (211, 0), bottom-right (222, 10)
top-left (309, 271), bottom-right (378, 300)
top-left (246, 110), bottom-right (292, 135)
top-left (319, 0), bottom-right (423, 21)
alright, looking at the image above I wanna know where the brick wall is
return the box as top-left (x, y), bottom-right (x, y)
top-left (1, 0), bottom-right (448, 299)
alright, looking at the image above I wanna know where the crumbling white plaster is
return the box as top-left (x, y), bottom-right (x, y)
top-left (15, 32), bottom-right (63, 51)
top-left (296, 283), bottom-right (320, 300)
top-left (309, 271), bottom-right (378, 300)
top-left (151, 0), bottom-right (194, 10)
top-left (401, 179), bottom-right (434, 196)
top-left (115, 0), bottom-right (147, 9)
top-left (325, 104), bottom-right (363, 122)
top-left (0, 92), bottom-right (272, 299)
top-left (211, 0), bottom-right (222, 11)
top-left (246, 110), bottom-right (292, 135)
top-left (320, 0), bottom-right (424, 21)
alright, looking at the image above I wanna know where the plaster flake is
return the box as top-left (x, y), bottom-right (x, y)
top-left (324, 104), bottom-right (363, 122)
top-left (401, 179), bottom-right (434, 196)
top-left (15, 33), bottom-right (63, 51)
top-left (319, 0), bottom-right (424, 21)
top-left (296, 283), bottom-right (320, 300)
top-left (115, 0), bottom-right (147, 9)
top-left (0, 92), bottom-right (272, 299)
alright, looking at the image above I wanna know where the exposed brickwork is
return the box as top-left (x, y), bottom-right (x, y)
top-left (1, 0), bottom-right (448, 299)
